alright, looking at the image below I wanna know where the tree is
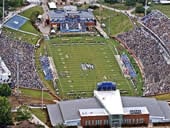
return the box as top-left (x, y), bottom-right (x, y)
top-left (0, 84), bottom-right (11, 97)
top-left (137, 0), bottom-right (145, 5)
top-left (30, 11), bottom-right (40, 24)
top-left (16, 105), bottom-right (32, 121)
top-left (5, 0), bottom-right (24, 7)
top-left (0, 96), bottom-right (12, 126)
top-left (55, 124), bottom-right (65, 128)
top-left (0, 7), bottom-right (2, 18)
top-left (135, 5), bottom-right (145, 13)
top-left (104, 0), bottom-right (118, 4)
top-left (125, 0), bottom-right (136, 6)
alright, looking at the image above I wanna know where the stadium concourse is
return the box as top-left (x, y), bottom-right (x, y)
top-left (0, 32), bottom-right (43, 89)
top-left (117, 10), bottom-right (170, 96)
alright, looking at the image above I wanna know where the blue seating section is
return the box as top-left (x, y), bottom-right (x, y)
top-left (97, 81), bottom-right (116, 91)
top-left (40, 56), bottom-right (53, 80)
top-left (121, 54), bottom-right (137, 78)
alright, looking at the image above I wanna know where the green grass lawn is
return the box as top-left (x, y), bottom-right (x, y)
top-left (47, 37), bottom-right (134, 99)
top-left (31, 108), bottom-right (48, 123)
top-left (93, 8), bottom-right (133, 36)
top-left (151, 93), bottom-right (170, 101)
top-left (20, 88), bottom-right (54, 101)
top-left (151, 4), bottom-right (170, 18)
top-left (2, 28), bottom-right (39, 45)
top-left (20, 20), bottom-right (40, 34)
top-left (20, 6), bottom-right (44, 19)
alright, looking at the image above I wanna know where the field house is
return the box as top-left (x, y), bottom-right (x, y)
top-left (47, 5), bottom-right (96, 33)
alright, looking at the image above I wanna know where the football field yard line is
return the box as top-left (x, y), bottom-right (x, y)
top-left (48, 41), bottom-right (134, 98)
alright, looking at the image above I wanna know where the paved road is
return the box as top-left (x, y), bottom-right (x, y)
top-left (38, 0), bottom-right (51, 35)
top-left (30, 114), bottom-right (49, 128)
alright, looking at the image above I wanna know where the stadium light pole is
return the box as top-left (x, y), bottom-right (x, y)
top-left (144, 0), bottom-right (149, 16)
top-left (41, 87), bottom-right (44, 109)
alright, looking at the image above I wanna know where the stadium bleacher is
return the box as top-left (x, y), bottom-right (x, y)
top-left (121, 54), bottom-right (137, 78)
top-left (40, 56), bottom-right (53, 80)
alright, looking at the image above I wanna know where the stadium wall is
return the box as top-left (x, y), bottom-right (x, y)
top-left (122, 114), bottom-right (149, 126)
top-left (81, 115), bottom-right (109, 128)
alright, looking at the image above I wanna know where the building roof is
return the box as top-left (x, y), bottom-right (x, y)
top-left (121, 96), bottom-right (165, 118)
top-left (79, 108), bottom-right (108, 117)
top-left (48, 10), bottom-right (95, 22)
top-left (63, 5), bottom-right (77, 12)
top-left (48, 11), bottom-right (65, 21)
top-left (94, 90), bottom-right (124, 115)
top-left (157, 101), bottom-right (170, 119)
top-left (47, 91), bottom-right (170, 126)
top-left (59, 98), bottom-right (103, 121)
top-left (46, 104), bottom-right (63, 126)
top-left (79, 11), bottom-right (95, 19)
top-left (123, 107), bottom-right (149, 115)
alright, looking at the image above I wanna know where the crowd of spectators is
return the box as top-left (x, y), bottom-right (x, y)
top-left (117, 27), bottom-right (170, 96)
top-left (0, 32), bottom-right (44, 89)
top-left (141, 10), bottom-right (170, 53)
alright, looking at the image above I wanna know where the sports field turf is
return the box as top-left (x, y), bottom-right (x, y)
top-left (47, 38), bottom-right (134, 99)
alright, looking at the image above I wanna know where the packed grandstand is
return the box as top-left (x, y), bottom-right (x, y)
top-left (0, 32), bottom-right (44, 89)
top-left (117, 10), bottom-right (170, 96)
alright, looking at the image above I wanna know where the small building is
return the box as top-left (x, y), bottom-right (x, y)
top-left (0, 57), bottom-right (11, 84)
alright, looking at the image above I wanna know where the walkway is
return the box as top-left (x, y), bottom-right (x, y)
top-left (37, 0), bottom-right (51, 36)
top-left (94, 4), bottom-right (136, 18)
top-left (95, 21), bottom-right (109, 39)
top-left (30, 114), bottom-right (49, 128)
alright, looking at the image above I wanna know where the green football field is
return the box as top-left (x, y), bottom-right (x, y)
top-left (47, 38), bottom-right (134, 99)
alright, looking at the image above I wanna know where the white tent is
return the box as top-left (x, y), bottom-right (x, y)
top-left (48, 2), bottom-right (57, 9)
